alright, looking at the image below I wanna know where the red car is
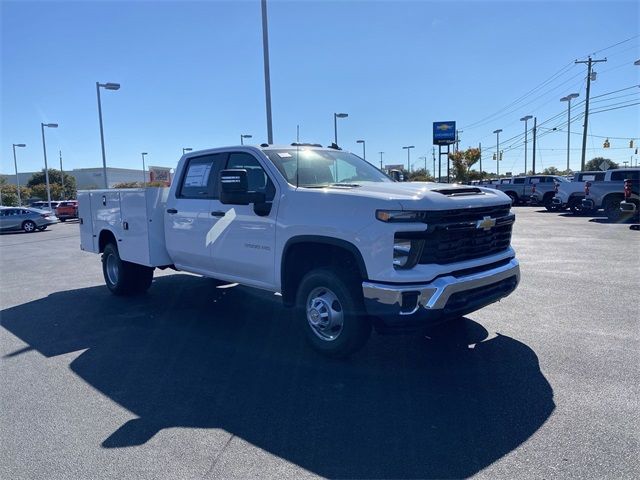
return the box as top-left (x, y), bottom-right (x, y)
top-left (55, 200), bottom-right (78, 222)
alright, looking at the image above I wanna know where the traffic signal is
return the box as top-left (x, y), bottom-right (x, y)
top-left (500, 151), bottom-right (503, 161)
top-left (493, 153), bottom-right (497, 160)
top-left (603, 138), bottom-right (610, 148)
top-left (630, 140), bottom-right (635, 148)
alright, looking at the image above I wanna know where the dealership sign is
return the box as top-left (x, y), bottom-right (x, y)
top-left (149, 166), bottom-right (172, 185)
top-left (433, 121), bottom-right (456, 145)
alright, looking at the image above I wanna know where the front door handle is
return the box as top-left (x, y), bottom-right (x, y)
top-left (166, 208), bottom-right (178, 214)
top-left (211, 211), bottom-right (226, 217)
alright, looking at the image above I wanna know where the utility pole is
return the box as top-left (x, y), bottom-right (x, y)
top-left (59, 150), bottom-right (65, 199)
top-left (478, 143), bottom-right (482, 178)
top-left (432, 147), bottom-right (436, 179)
top-left (532, 117), bottom-right (537, 174)
top-left (378, 151), bottom-right (384, 170)
top-left (575, 56), bottom-right (607, 170)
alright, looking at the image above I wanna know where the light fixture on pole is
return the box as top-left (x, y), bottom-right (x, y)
top-left (240, 134), bottom-right (252, 145)
top-left (378, 151), bottom-right (384, 169)
top-left (333, 113), bottom-right (348, 145)
top-left (40, 123), bottom-right (58, 210)
top-left (141, 152), bottom-right (148, 186)
top-left (96, 81), bottom-right (120, 188)
top-left (12, 144), bottom-right (26, 206)
top-left (402, 145), bottom-right (415, 172)
top-left (182, 147), bottom-right (192, 155)
top-left (356, 139), bottom-right (366, 160)
top-left (519, 115), bottom-right (533, 174)
top-left (560, 93), bottom-right (579, 172)
top-left (493, 129), bottom-right (502, 176)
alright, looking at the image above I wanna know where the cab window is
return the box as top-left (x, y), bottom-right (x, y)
top-left (178, 153), bottom-right (226, 199)
top-left (226, 152), bottom-right (275, 201)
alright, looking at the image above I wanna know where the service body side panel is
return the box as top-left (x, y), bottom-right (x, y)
top-left (78, 191), bottom-right (96, 252)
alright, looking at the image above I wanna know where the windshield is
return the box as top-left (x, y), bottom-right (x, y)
top-left (264, 149), bottom-right (391, 187)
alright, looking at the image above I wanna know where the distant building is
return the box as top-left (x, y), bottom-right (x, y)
top-left (1, 167), bottom-right (152, 189)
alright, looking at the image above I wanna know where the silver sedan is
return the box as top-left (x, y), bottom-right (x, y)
top-left (0, 207), bottom-right (60, 233)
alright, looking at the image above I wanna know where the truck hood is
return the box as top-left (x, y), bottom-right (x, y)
top-left (318, 182), bottom-right (511, 209)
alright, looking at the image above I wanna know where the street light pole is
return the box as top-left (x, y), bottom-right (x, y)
top-left (493, 129), bottom-right (502, 177)
top-left (402, 145), bottom-right (415, 172)
top-left (141, 152), bottom-right (148, 186)
top-left (261, 0), bottom-right (273, 144)
top-left (96, 81), bottom-right (121, 188)
top-left (40, 123), bottom-right (58, 210)
top-left (182, 147), bottom-right (192, 155)
top-left (519, 116), bottom-right (532, 174)
top-left (378, 151), bottom-right (384, 169)
top-left (356, 139), bottom-right (366, 160)
top-left (59, 150), bottom-right (65, 199)
top-left (560, 93), bottom-right (579, 172)
top-left (240, 134), bottom-right (252, 145)
top-left (12, 143), bottom-right (26, 206)
top-left (333, 113), bottom-right (348, 145)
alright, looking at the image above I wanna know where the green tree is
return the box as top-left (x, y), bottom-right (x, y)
top-left (407, 168), bottom-right (434, 182)
top-left (0, 178), bottom-right (32, 206)
top-left (448, 148), bottom-right (481, 182)
top-left (27, 169), bottom-right (77, 199)
top-left (583, 157), bottom-right (618, 171)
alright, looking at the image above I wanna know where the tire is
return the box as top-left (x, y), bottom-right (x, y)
top-left (60, 218), bottom-right (66, 222)
top-left (296, 267), bottom-right (371, 358)
top-left (543, 195), bottom-right (556, 211)
top-left (604, 197), bottom-right (623, 222)
top-left (38, 225), bottom-right (48, 231)
top-left (568, 198), bottom-right (584, 215)
top-left (22, 220), bottom-right (37, 233)
top-left (102, 243), bottom-right (154, 296)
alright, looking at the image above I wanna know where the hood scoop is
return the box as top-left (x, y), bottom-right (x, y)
top-left (432, 187), bottom-right (483, 196)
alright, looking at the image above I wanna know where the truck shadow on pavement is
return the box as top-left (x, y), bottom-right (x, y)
top-left (1, 274), bottom-right (555, 479)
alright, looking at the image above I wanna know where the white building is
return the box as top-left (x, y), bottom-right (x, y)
top-left (1, 167), bottom-right (150, 189)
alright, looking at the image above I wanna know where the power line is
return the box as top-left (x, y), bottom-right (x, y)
top-left (590, 34), bottom-right (640, 56)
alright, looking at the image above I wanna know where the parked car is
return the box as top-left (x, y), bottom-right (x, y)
top-left (552, 171), bottom-right (606, 214)
top-left (582, 168), bottom-right (640, 221)
top-left (0, 207), bottom-right (59, 232)
top-left (55, 200), bottom-right (78, 221)
top-left (30, 201), bottom-right (61, 212)
top-left (492, 175), bottom-right (569, 209)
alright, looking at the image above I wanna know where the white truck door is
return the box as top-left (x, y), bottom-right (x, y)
top-left (209, 151), bottom-right (278, 289)
top-left (164, 153), bottom-right (226, 273)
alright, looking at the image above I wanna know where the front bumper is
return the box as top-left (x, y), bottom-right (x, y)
top-left (362, 258), bottom-right (520, 333)
top-left (620, 201), bottom-right (637, 213)
top-left (582, 198), bottom-right (595, 210)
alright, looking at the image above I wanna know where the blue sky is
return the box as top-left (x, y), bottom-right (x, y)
top-left (1, 0), bottom-right (639, 176)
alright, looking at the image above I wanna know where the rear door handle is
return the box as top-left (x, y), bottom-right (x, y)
top-left (166, 208), bottom-right (178, 214)
top-left (211, 211), bottom-right (226, 217)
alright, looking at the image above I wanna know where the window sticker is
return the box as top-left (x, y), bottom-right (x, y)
top-left (277, 152), bottom-right (292, 158)
top-left (184, 163), bottom-right (212, 187)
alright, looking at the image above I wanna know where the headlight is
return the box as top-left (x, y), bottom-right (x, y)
top-left (376, 210), bottom-right (426, 223)
top-left (393, 237), bottom-right (425, 270)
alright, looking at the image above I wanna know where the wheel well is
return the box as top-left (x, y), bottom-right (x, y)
top-left (280, 239), bottom-right (366, 307)
top-left (98, 230), bottom-right (117, 253)
top-left (543, 191), bottom-right (555, 200)
top-left (603, 193), bottom-right (624, 207)
top-left (505, 190), bottom-right (518, 198)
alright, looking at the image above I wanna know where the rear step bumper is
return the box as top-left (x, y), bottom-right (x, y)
top-left (620, 201), bottom-right (637, 213)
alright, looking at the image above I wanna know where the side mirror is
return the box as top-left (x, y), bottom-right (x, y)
top-left (219, 169), bottom-right (266, 205)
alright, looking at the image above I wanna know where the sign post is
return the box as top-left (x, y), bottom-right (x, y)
top-left (433, 121), bottom-right (456, 182)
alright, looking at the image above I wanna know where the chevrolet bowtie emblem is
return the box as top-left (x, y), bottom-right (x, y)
top-left (476, 216), bottom-right (496, 231)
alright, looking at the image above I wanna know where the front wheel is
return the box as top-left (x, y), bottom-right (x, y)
top-left (102, 243), bottom-right (154, 296)
top-left (296, 268), bottom-right (371, 358)
top-left (38, 225), bottom-right (48, 231)
top-left (604, 197), bottom-right (623, 222)
top-left (22, 220), bottom-right (37, 233)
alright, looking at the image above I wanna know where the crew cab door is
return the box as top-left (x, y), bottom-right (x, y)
top-left (209, 151), bottom-right (278, 289)
top-left (164, 153), bottom-right (226, 273)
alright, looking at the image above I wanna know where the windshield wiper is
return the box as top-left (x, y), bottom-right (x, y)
top-left (330, 183), bottom-right (361, 187)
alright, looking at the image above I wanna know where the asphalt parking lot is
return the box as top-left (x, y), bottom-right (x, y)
top-left (1, 209), bottom-right (638, 480)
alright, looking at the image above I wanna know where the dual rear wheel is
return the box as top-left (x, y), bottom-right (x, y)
top-left (102, 243), bottom-right (154, 296)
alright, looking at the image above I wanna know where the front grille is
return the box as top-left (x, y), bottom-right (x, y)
top-left (418, 221), bottom-right (513, 264)
top-left (396, 205), bottom-right (514, 265)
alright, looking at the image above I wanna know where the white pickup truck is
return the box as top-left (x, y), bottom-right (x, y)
top-left (79, 145), bottom-right (520, 357)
